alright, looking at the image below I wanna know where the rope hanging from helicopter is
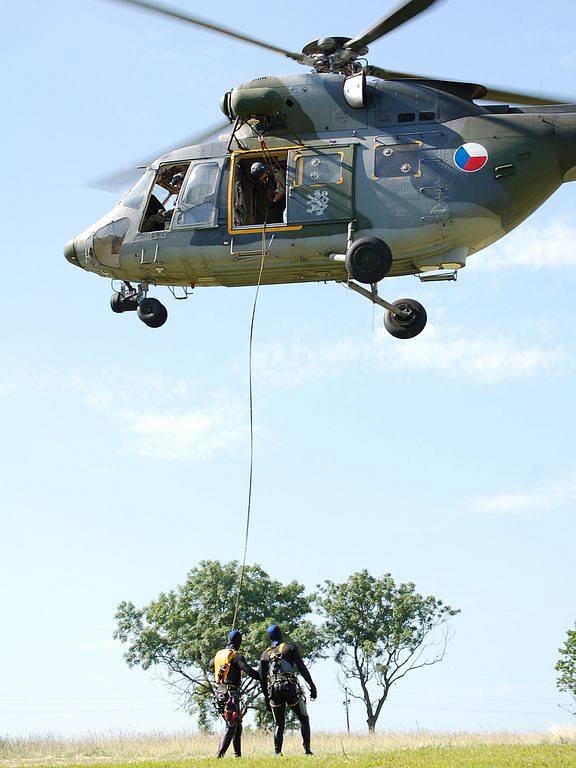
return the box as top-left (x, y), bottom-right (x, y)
top-left (231, 208), bottom-right (269, 630)
top-left (232, 132), bottom-right (309, 625)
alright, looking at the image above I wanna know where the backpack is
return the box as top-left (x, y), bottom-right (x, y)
top-left (267, 642), bottom-right (296, 683)
top-left (214, 649), bottom-right (236, 685)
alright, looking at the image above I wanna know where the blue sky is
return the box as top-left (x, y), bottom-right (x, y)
top-left (1, 0), bottom-right (575, 738)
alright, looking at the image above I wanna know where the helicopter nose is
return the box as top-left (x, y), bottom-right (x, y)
top-left (64, 238), bottom-right (81, 267)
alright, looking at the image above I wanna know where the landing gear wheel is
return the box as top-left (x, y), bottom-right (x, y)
top-left (110, 292), bottom-right (126, 313)
top-left (111, 291), bottom-right (137, 313)
top-left (384, 298), bottom-right (427, 339)
top-left (345, 237), bottom-right (392, 284)
top-left (137, 297), bottom-right (168, 328)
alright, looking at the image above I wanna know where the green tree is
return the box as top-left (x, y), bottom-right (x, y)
top-left (315, 570), bottom-right (460, 733)
top-left (556, 624), bottom-right (576, 715)
top-left (114, 560), bottom-right (323, 727)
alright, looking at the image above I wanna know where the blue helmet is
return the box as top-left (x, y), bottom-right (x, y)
top-left (267, 624), bottom-right (283, 643)
top-left (228, 629), bottom-right (242, 649)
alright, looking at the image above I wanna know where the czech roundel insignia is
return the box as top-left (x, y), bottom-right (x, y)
top-left (454, 143), bottom-right (489, 173)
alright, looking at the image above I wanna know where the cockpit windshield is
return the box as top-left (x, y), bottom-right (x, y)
top-left (120, 169), bottom-right (155, 210)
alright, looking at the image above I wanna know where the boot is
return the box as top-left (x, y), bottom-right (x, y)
top-left (301, 716), bottom-right (312, 755)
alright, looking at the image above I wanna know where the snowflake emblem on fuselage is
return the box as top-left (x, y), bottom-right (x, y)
top-left (305, 189), bottom-right (329, 216)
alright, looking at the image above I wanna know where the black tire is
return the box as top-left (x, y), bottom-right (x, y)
top-left (110, 292), bottom-right (126, 313)
top-left (146, 303), bottom-right (168, 328)
top-left (345, 237), bottom-right (393, 284)
top-left (138, 297), bottom-right (168, 328)
top-left (384, 298), bottom-right (427, 339)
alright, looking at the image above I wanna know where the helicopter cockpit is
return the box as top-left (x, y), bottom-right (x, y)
top-left (138, 163), bottom-right (191, 232)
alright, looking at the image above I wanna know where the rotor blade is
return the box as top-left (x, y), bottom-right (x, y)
top-left (100, 0), bottom-right (304, 62)
top-left (366, 66), bottom-right (570, 105)
top-left (366, 65), bottom-right (424, 80)
top-left (480, 85), bottom-right (568, 106)
top-left (346, 0), bottom-right (441, 51)
top-left (89, 119), bottom-right (232, 192)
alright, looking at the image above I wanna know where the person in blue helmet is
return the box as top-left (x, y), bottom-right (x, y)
top-left (210, 629), bottom-right (260, 758)
top-left (259, 624), bottom-right (317, 756)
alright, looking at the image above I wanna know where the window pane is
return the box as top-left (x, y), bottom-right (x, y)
top-left (299, 154), bottom-right (342, 185)
top-left (181, 164), bottom-right (219, 207)
top-left (177, 202), bottom-right (215, 227)
top-left (93, 218), bottom-right (130, 264)
top-left (120, 170), bottom-right (155, 209)
top-left (374, 145), bottom-right (421, 178)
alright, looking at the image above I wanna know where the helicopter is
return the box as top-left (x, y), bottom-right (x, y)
top-left (64, 0), bottom-right (576, 338)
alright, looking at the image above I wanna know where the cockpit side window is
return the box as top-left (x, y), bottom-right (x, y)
top-left (174, 162), bottom-right (221, 228)
top-left (139, 162), bottom-right (190, 232)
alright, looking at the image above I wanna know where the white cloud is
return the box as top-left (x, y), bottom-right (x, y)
top-left (0, 381), bottom-right (17, 396)
top-left (0, 322), bottom-right (569, 463)
top-left (71, 374), bottom-right (246, 461)
top-left (472, 220), bottom-right (576, 271)
top-left (117, 405), bottom-right (245, 460)
top-left (254, 325), bottom-right (569, 386)
top-left (0, 370), bottom-right (245, 462)
top-left (472, 471), bottom-right (576, 516)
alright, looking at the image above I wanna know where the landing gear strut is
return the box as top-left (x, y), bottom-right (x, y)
top-left (342, 280), bottom-right (428, 340)
top-left (110, 282), bottom-right (168, 328)
top-left (332, 233), bottom-right (427, 340)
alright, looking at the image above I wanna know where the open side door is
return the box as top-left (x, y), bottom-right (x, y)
top-left (286, 145), bottom-right (355, 224)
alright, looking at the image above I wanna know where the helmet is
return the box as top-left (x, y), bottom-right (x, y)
top-left (250, 161), bottom-right (269, 182)
top-left (171, 172), bottom-right (185, 188)
top-left (267, 624), bottom-right (283, 643)
top-left (228, 629), bottom-right (242, 649)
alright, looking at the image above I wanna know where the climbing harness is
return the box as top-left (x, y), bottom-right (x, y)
top-left (266, 643), bottom-right (303, 707)
top-left (215, 687), bottom-right (242, 724)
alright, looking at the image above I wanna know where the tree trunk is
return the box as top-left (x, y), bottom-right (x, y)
top-left (367, 717), bottom-right (377, 733)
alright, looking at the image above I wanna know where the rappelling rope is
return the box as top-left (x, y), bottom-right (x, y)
top-left (231, 137), bottom-right (282, 628)
top-left (231, 218), bottom-right (268, 630)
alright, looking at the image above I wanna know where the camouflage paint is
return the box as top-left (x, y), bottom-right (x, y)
top-left (65, 73), bottom-right (576, 287)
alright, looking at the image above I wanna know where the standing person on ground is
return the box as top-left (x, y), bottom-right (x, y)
top-left (210, 629), bottom-right (261, 758)
top-left (260, 624), bottom-right (317, 756)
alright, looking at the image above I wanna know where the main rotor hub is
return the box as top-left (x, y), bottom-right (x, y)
top-left (302, 37), bottom-right (368, 74)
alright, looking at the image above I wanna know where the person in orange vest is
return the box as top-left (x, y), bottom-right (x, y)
top-left (209, 629), bottom-right (260, 758)
top-left (259, 624), bottom-right (317, 756)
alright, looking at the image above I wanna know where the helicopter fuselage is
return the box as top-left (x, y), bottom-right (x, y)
top-left (65, 73), bottom-right (576, 289)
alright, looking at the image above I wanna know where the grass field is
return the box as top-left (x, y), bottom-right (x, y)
top-left (2, 730), bottom-right (575, 768)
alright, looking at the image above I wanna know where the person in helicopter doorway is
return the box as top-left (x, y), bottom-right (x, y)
top-left (250, 161), bottom-right (286, 225)
top-left (260, 624), bottom-right (317, 756)
top-left (209, 629), bottom-right (261, 759)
